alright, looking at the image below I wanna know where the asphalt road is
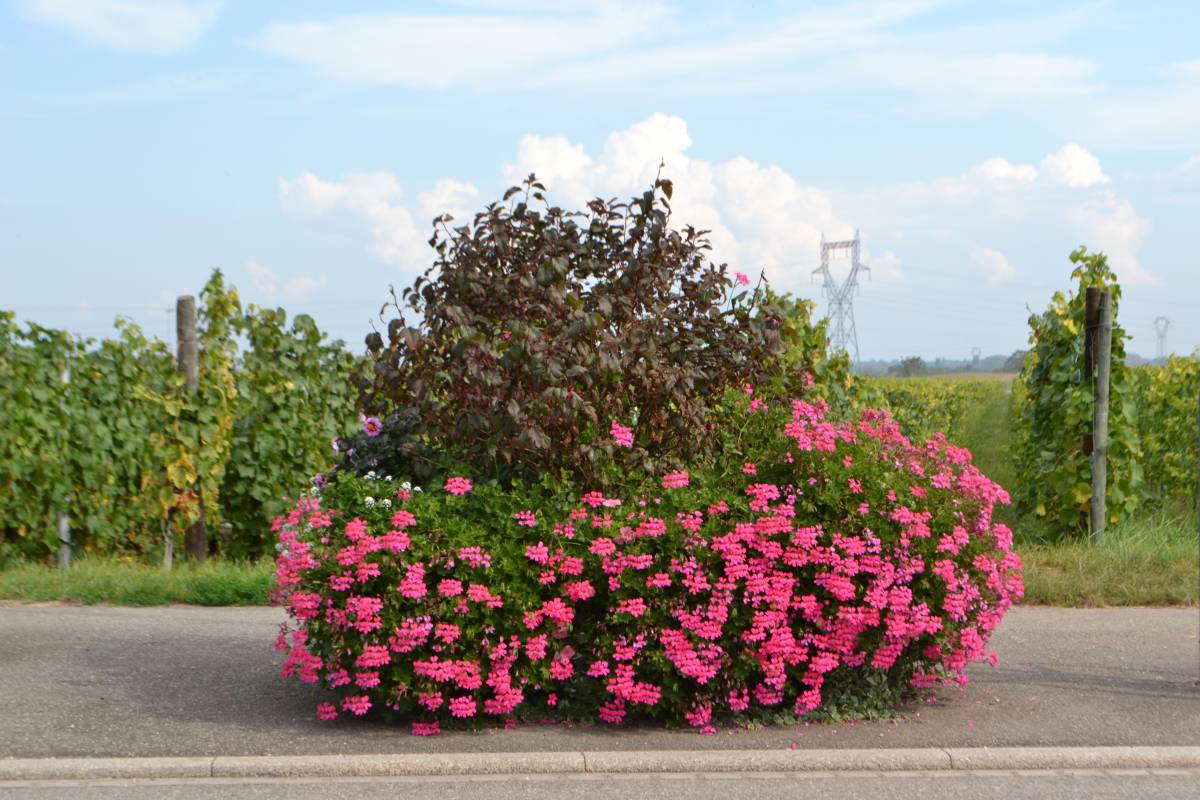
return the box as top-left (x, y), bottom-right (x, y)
top-left (4, 770), bottom-right (1200, 800)
top-left (0, 606), bottom-right (1197, 758)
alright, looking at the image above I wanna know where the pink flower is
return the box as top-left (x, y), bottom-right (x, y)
top-left (588, 537), bottom-right (616, 557)
top-left (315, 701), bottom-right (338, 721)
top-left (618, 597), bottom-right (647, 618)
top-left (449, 696), bottom-right (477, 718)
top-left (457, 547), bottom-right (492, 568)
top-left (342, 695), bottom-right (371, 716)
top-left (438, 578), bottom-right (464, 597)
top-left (525, 541), bottom-right (550, 564)
top-left (444, 476), bottom-right (473, 495)
top-left (411, 721), bottom-right (441, 736)
top-left (362, 416), bottom-right (383, 437)
top-left (661, 470), bottom-right (689, 489)
top-left (514, 510), bottom-right (538, 527)
top-left (564, 580), bottom-right (595, 601)
top-left (610, 420), bottom-right (634, 448)
top-left (735, 272), bottom-right (750, 286)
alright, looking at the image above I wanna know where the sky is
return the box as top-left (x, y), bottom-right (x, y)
top-left (2, 0), bottom-right (1199, 361)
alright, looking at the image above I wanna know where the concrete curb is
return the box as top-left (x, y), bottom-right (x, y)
top-left (2, 747), bottom-right (1199, 782)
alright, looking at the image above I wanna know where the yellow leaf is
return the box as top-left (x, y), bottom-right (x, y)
top-left (1036, 503), bottom-right (1046, 517)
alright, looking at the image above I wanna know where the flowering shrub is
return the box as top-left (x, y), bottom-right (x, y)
top-left (274, 392), bottom-right (1021, 735)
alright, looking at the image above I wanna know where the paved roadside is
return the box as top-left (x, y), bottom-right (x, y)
top-left (6, 769), bottom-right (1200, 800)
top-left (0, 606), bottom-right (1196, 760)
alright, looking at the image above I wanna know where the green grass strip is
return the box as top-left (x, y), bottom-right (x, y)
top-left (1019, 511), bottom-right (1199, 606)
top-left (1, 513), bottom-right (1196, 608)
top-left (0, 558), bottom-right (273, 606)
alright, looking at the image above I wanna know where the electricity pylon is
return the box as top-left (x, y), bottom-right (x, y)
top-left (1154, 316), bottom-right (1170, 360)
top-left (812, 231), bottom-right (870, 363)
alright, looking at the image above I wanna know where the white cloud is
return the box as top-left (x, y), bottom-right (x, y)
top-left (20, 0), bottom-right (222, 54)
top-left (251, 2), bottom-right (671, 89)
top-left (842, 145), bottom-right (1157, 286)
top-left (1072, 191), bottom-right (1157, 286)
top-left (971, 157), bottom-right (1038, 183)
top-left (504, 114), bottom-right (864, 288)
top-left (277, 115), bottom-right (1160, 309)
top-left (247, 0), bottom-right (1100, 115)
top-left (973, 248), bottom-right (1016, 285)
top-left (281, 114), bottom-right (895, 298)
top-left (245, 261), bottom-right (324, 304)
top-left (418, 179), bottom-right (481, 223)
top-left (1040, 143), bottom-right (1109, 187)
top-left (845, 51), bottom-right (1097, 112)
top-left (279, 171), bottom-right (473, 267)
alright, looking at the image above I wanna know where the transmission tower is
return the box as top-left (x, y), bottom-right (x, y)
top-left (812, 231), bottom-right (870, 363)
top-left (1154, 316), bottom-right (1170, 360)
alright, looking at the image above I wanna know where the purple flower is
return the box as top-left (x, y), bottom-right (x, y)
top-left (331, 437), bottom-right (340, 453)
top-left (312, 473), bottom-right (325, 489)
top-left (363, 416), bottom-right (383, 437)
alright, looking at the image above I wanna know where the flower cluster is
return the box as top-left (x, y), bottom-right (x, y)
top-left (274, 397), bottom-right (1021, 736)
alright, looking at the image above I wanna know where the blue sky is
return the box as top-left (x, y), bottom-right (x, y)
top-left (2, 0), bottom-right (1199, 360)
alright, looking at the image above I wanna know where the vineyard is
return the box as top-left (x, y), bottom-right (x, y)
top-left (2, 251), bottom-right (1197, 569)
top-left (0, 271), bottom-right (358, 566)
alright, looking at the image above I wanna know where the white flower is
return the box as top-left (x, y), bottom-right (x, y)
top-left (366, 470), bottom-right (378, 480)
top-left (401, 481), bottom-right (412, 491)
top-left (385, 475), bottom-right (393, 482)
top-left (413, 486), bottom-right (423, 493)
top-left (364, 496), bottom-right (376, 507)
top-left (381, 498), bottom-right (392, 508)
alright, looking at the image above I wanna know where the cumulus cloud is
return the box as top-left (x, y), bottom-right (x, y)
top-left (1072, 191), bottom-right (1157, 286)
top-left (278, 116), bottom-right (1158, 301)
top-left (973, 248), bottom-right (1016, 285)
top-left (503, 114), bottom-right (861, 288)
top-left (279, 171), bottom-right (438, 266)
top-left (20, 0), bottom-right (222, 54)
top-left (971, 157), bottom-right (1038, 183)
top-left (1040, 143), bottom-right (1110, 187)
top-left (280, 113), bottom-right (877, 291)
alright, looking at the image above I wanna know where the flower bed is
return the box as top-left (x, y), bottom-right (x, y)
top-left (273, 395), bottom-right (1022, 734)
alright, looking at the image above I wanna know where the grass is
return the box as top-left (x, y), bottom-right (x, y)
top-left (1020, 510), bottom-right (1199, 606)
top-left (0, 557), bottom-right (273, 605)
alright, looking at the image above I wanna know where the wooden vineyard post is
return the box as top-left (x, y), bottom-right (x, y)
top-left (176, 294), bottom-right (208, 564)
top-left (57, 359), bottom-right (71, 570)
top-left (1082, 287), bottom-right (1101, 457)
top-left (1089, 290), bottom-right (1112, 545)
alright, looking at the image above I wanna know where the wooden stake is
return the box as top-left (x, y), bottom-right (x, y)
top-left (176, 295), bottom-right (207, 563)
top-left (1089, 291), bottom-right (1112, 545)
